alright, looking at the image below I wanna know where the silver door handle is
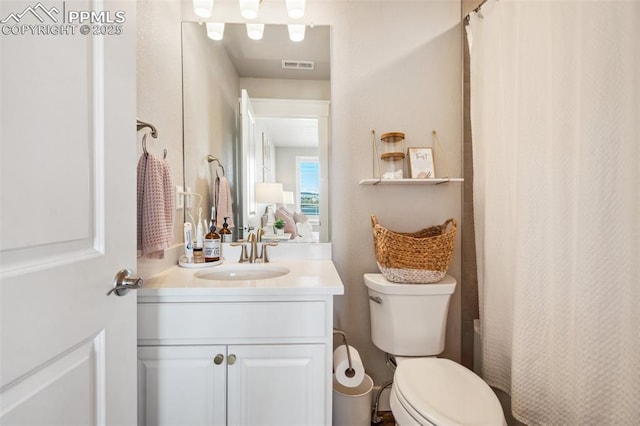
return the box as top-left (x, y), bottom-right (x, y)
top-left (107, 269), bottom-right (143, 296)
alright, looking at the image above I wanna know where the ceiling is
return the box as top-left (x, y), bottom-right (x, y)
top-left (257, 117), bottom-right (319, 148)
top-left (217, 23), bottom-right (329, 148)
top-left (221, 23), bottom-right (330, 81)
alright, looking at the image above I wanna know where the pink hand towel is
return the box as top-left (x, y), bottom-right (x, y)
top-left (137, 154), bottom-right (174, 259)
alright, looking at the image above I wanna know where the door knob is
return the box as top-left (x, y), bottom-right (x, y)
top-left (107, 269), bottom-right (143, 296)
top-left (227, 354), bottom-right (237, 365)
top-left (214, 354), bottom-right (224, 365)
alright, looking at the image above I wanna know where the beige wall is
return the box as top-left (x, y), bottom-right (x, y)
top-left (136, 1), bottom-right (184, 276)
top-left (463, 0), bottom-right (485, 16)
top-left (275, 147), bottom-right (319, 194)
top-left (240, 78), bottom-right (330, 100)
top-left (138, 0), bottom-right (463, 386)
top-left (326, 2), bottom-right (462, 385)
top-left (182, 22), bottom-right (240, 235)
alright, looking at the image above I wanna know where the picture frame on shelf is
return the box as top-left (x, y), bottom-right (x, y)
top-left (407, 147), bottom-right (436, 178)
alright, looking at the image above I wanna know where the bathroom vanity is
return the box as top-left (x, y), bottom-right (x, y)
top-left (137, 258), bottom-right (343, 426)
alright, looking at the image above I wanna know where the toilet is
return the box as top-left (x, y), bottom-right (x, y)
top-left (364, 273), bottom-right (506, 426)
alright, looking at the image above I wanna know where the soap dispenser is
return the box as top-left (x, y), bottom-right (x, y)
top-left (204, 220), bottom-right (221, 262)
top-left (220, 217), bottom-right (232, 243)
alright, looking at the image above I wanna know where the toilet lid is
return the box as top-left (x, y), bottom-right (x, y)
top-left (394, 358), bottom-right (504, 426)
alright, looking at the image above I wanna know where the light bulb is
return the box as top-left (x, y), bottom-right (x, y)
top-left (288, 24), bottom-right (305, 42)
top-left (193, 0), bottom-right (213, 18)
top-left (206, 22), bottom-right (225, 40)
top-left (246, 23), bottom-right (265, 40)
top-left (285, 0), bottom-right (305, 19)
top-left (239, 0), bottom-right (260, 19)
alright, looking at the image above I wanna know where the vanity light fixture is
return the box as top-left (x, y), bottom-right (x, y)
top-left (239, 0), bottom-right (305, 20)
top-left (193, 0), bottom-right (214, 18)
top-left (206, 22), bottom-right (225, 40)
top-left (287, 24), bottom-right (305, 42)
top-left (239, 0), bottom-right (260, 19)
top-left (286, 0), bottom-right (305, 19)
top-left (246, 23), bottom-right (265, 40)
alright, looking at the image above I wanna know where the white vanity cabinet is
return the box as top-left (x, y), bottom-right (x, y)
top-left (138, 342), bottom-right (326, 426)
top-left (137, 278), bottom-right (339, 426)
top-left (226, 344), bottom-right (326, 425)
top-left (138, 345), bottom-right (227, 425)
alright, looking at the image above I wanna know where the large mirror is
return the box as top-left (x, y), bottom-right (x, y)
top-left (182, 22), bottom-right (331, 242)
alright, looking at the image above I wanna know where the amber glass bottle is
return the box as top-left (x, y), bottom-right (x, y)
top-left (204, 221), bottom-right (221, 262)
top-left (220, 217), bottom-right (232, 243)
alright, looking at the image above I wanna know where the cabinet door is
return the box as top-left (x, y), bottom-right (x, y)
top-left (138, 345), bottom-right (227, 426)
top-left (227, 344), bottom-right (326, 426)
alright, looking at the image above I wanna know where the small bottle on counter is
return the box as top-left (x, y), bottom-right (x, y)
top-left (193, 247), bottom-right (205, 263)
top-left (220, 217), bottom-right (232, 243)
top-left (204, 220), bottom-right (221, 262)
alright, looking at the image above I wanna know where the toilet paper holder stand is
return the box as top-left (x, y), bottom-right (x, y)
top-left (333, 328), bottom-right (356, 378)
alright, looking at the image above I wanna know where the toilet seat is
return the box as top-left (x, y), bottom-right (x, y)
top-left (391, 358), bottom-right (506, 426)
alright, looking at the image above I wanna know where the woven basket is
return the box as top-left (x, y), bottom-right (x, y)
top-left (371, 215), bottom-right (456, 283)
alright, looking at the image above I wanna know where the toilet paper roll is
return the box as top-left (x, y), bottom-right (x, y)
top-left (333, 345), bottom-right (365, 388)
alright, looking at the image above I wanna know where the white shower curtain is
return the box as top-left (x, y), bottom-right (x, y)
top-left (468, 1), bottom-right (640, 424)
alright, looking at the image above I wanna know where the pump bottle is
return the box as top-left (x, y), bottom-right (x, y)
top-left (204, 221), bottom-right (221, 262)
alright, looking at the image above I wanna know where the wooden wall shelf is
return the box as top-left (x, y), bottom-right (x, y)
top-left (359, 178), bottom-right (464, 185)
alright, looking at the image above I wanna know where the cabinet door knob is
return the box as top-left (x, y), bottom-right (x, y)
top-left (227, 354), bottom-right (237, 365)
top-left (213, 354), bottom-right (224, 365)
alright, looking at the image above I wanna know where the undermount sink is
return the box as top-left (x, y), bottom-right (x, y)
top-left (194, 264), bottom-right (290, 282)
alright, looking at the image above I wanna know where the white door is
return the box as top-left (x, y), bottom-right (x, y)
top-left (239, 89), bottom-right (257, 236)
top-left (0, 1), bottom-right (138, 424)
top-left (226, 344), bottom-right (325, 426)
top-left (138, 346), bottom-right (227, 426)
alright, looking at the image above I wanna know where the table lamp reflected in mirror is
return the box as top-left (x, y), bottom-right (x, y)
top-left (255, 182), bottom-right (283, 236)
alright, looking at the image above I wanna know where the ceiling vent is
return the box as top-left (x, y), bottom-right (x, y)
top-left (281, 60), bottom-right (315, 70)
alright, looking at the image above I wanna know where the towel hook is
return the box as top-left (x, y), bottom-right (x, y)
top-left (141, 132), bottom-right (167, 159)
top-left (207, 155), bottom-right (225, 177)
top-left (136, 118), bottom-right (158, 138)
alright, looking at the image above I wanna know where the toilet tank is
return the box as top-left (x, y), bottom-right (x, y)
top-left (364, 273), bottom-right (456, 356)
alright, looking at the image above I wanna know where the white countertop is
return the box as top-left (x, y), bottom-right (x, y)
top-left (138, 259), bottom-right (344, 299)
